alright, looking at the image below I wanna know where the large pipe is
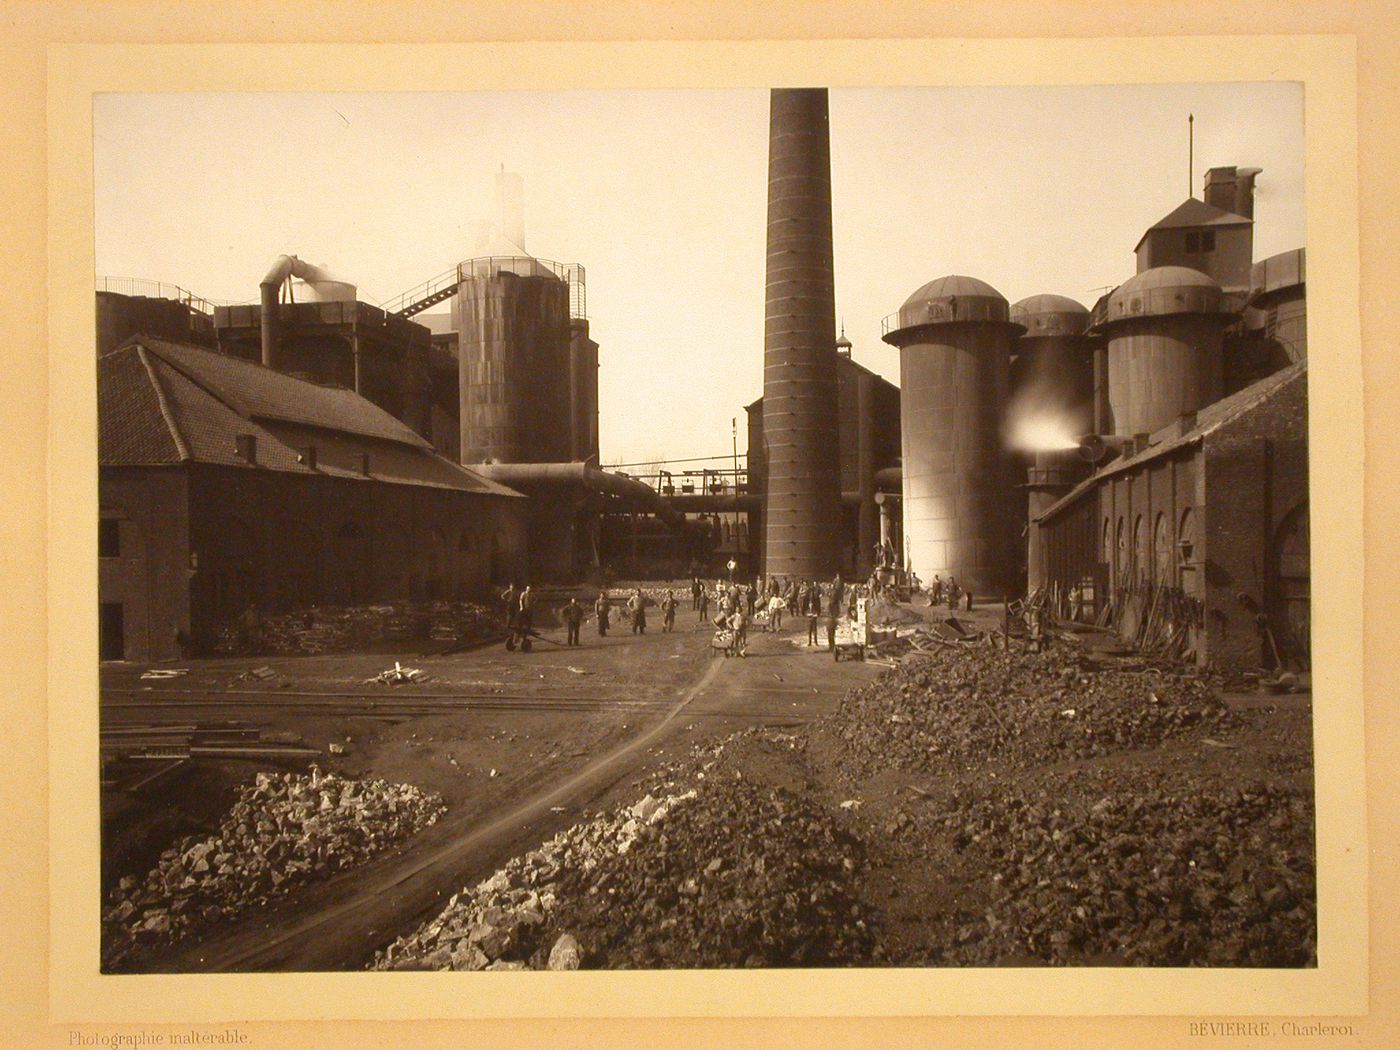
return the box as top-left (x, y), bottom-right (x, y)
top-left (258, 255), bottom-right (342, 369)
top-left (762, 88), bottom-right (842, 579)
top-left (473, 461), bottom-right (693, 532)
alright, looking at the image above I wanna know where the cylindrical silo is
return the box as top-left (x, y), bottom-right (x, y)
top-left (457, 256), bottom-right (573, 465)
top-left (568, 318), bottom-right (600, 463)
top-left (881, 275), bottom-right (1025, 599)
top-left (1008, 294), bottom-right (1098, 447)
top-left (1025, 450), bottom-right (1087, 592)
top-left (1098, 266), bottom-right (1232, 438)
top-left (762, 87), bottom-right (842, 579)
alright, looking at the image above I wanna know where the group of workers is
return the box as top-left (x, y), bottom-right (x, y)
top-left (500, 583), bottom-right (682, 651)
top-left (498, 573), bottom-right (872, 657)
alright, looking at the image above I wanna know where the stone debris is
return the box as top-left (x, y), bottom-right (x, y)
top-left (537, 778), bottom-right (874, 969)
top-left (216, 600), bottom-right (502, 656)
top-left (822, 645), bottom-right (1232, 780)
top-left (103, 767), bottom-right (444, 970)
top-left (372, 761), bottom-right (873, 971)
top-left (365, 662), bottom-right (431, 686)
top-left (547, 933), bottom-right (582, 970)
top-left (371, 788), bottom-right (699, 971)
top-left (922, 768), bottom-right (1316, 967)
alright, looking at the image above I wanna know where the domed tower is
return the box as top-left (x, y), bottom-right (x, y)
top-left (882, 275), bottom-right (1025, 597)
top-left (1099, 266), bottom-right (1233, 437)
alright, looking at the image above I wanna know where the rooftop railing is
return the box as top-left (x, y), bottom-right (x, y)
top-left (95, 276), bottom-right (236, 316)
top-left (379, 257), bottom-right (587, 321)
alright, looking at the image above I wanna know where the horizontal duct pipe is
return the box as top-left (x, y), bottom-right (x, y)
top-left (473, 462), bottom-right (694, 532)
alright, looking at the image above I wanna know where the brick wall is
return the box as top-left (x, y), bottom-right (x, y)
top-left (1201, 372), bottom-right (1309, 670)
top-left (99, 469), bottom-right (191, 662)
top-left (100, 463), bottom-right (527, 659)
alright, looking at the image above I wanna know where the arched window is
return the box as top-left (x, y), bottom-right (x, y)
top-left (1102, 518), bottom-right (1112, 566)
top-left (1178, 508), bottom-right (1198, 596)
top-left (1154, 512), bottom-right (1172, 585)
top-left (1115, 517), bottom-right (1126, 585)
top-left (1133, 515), bottom-right (1147, 585)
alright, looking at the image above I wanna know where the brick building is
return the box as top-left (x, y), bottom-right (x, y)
top-left (746, 351), bottom-right (902, 579)
top-left (98, 337), bottom-right (526, 662)
top-left (1033, 361), bottom-right (1309, 672)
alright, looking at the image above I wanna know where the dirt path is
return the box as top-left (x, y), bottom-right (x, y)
top-left (143, 623), bottom-right (879, 972)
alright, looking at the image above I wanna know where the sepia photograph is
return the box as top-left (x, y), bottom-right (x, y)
top-left (90, 79), bottom-right (1316, 980)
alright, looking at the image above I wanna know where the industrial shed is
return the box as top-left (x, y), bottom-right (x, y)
top-left (98, 337), bottom-right (526, 662)
top-left (1033, 360), bottom-right (1308, 673)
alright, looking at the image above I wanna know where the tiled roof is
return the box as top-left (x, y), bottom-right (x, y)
top-left (1037, 360), bottom-right (1307, 523)
top-left (141, 337), bottom-right (430, 448)
top-left (97, 346), bottom-right (184, 465)
top-left (98, 338), bottom-right (521, 497)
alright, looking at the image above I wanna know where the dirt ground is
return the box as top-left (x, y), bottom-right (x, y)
top-left (100, 598), bottom-right (883, 971)
top-left (101, 596), bottom-right (1314, 971)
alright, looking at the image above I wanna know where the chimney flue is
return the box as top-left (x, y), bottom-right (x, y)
top-left (761, 88), bottom-right (843, 579)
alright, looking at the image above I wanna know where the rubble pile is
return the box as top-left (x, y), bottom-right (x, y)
top-left (537, 776), bottom-right (875, 968)
top-left (824, 646), bottom-right (1231, 779)
top-left (215, 600), bottom-right (501, 656)
top-left (372, 787), bottom-right (700, 971)
top-left (103, 768), bottom-right (445, 968)
top-left (924, 768), bottom-right (1315, 967)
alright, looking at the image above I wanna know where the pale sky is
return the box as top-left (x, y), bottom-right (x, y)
top-left (94, 84), bottom-right (1304, 466)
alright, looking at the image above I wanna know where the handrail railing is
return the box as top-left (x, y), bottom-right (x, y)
top-left (95, 276), bottom-right (239, 315)
top-left (379, 256), bottom-right (588, 321)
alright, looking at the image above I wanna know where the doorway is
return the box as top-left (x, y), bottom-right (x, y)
top-left (100, 602), bottom-right (124, 661)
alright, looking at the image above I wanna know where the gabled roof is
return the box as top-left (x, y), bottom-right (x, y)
top-left (1037, 360), bottom-right (1307, 524)
top-left (140, 337), bottom-right (429, 448)
top-left (98, 338), bottom-right (522, 497)
top-left (1133, 197), bottom-right (1252, 252)
top-left (747, 353), bottom-right (899, 413)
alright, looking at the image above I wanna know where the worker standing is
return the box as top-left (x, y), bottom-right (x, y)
top-left (697, 584), bottom-right (710, 623)
top-left (825, 586), bottom-right (841, 655)
top-left (690, 576), bottom-right (702, 611)
top-left (594, 591), bottom-right (611, 637)
top-left (727, 605), bottom-right (748, 657)
top-left (500, 582), bottom-right (519, 635)
top-left (517, 586), bottom-right (535, 648)
top-left (767, 591), bottom-right (786, 633)
top-left (661, 590), bottom-right (678, 633)
top-left (562, 597), bottom-right (584, 647)
top-left (629, 588), bottom-right (648, 635)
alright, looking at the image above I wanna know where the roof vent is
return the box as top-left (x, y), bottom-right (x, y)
top-left (234, 434), bottom-right (258, 465)
top-left (297, 445), bottom-right (317, 471)
top-left (358, 452), bottom-right (371, 477)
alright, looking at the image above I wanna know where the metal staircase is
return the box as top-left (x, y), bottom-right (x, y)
top-left (379, 266), bottom-right (460, 318)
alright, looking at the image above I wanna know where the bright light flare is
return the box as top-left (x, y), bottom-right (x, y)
top-left (1006, 410), bottom-right (1079, 452)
